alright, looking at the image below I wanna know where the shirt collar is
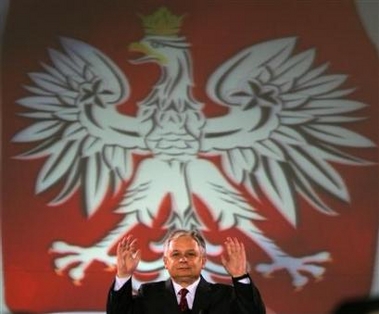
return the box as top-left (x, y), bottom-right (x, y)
top-left (172, 276), bottom-right (201, 296)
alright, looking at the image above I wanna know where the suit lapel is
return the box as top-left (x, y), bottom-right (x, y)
top-left (164, 279), bottom-right (181, 314)
top-left (192, 276), bottom-right (212, 314)
top-left (162, 277), bottom-right (212, 314)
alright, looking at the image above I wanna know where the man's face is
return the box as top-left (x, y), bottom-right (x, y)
top-left (163, 235), bottom-right (206, 286)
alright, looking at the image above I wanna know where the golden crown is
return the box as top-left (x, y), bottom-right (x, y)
top-left (140, 7), bottom-right (184, 36)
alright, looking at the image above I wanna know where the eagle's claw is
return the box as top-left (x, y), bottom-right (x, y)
top-left (50, 241), bottom-right (116, 282)
top-left (255, 251), bottom-right (331, 288)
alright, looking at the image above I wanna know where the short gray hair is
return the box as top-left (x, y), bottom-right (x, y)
top-left (163, 229), bottom-right (206, 256)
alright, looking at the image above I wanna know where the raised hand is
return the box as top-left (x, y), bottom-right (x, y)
top-left (221, 237), bottom-right (248, 277)
top-left (116, 235), bottom-right (141, 278)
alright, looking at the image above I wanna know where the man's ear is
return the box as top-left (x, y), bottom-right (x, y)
top-left (201, 256), bottom-right (207, 268)
top-left (163, 256), bottom-right (168, 269)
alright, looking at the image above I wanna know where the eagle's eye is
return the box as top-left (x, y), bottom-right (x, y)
top-left (150, 41), bottom-right (164, 49)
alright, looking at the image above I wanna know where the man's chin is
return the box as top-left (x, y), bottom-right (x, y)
top-left (173, 272), bottom-right (197, 279)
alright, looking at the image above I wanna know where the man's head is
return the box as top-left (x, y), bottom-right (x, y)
top-left (163, 230), bottom-right (207, 287)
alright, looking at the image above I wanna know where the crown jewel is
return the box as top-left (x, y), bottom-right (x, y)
top-left (140, 7), bottom-right (184, 36)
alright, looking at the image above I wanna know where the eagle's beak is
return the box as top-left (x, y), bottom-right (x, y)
top-left (128, 42), bottom-right (167, 65)
top-left (129, 42), bottom-right (150, 55)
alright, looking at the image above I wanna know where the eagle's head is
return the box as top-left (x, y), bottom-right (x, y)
top-left (128, 7), bottom-right (189, 67)
top-left (128, 7), bottom-right (204, 155)
top-left (129, 35), bottom-right (190, 67)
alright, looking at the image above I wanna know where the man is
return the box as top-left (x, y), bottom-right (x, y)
top-left (107, 230), bottom-right (266, 314)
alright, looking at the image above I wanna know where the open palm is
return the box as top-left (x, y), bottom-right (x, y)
top-left (221, 237), bottom-right (247, 278)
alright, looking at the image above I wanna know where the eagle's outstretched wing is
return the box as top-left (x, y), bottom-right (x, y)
top-left (203, 37), bottom-right (374, 225)
top-left (12, 37), bottom-right (148, 216)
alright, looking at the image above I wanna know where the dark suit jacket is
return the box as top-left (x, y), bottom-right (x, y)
top-left (107, 275), bottom-right (266, 314)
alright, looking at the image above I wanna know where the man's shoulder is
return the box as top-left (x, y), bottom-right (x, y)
top-left (200, 278), bottom-right (233, 293)
top-left (210, 282), bottom-right (233, 289)
top-left (202, 278), bottom-right (252, 293)
top-left (140, 280), bottom-right (168, 291)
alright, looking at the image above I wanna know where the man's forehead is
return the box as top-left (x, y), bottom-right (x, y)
top-left (168, 236), bottom-right (200, 249)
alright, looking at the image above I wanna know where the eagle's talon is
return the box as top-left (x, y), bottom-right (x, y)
top-left (256, 251), bottom-right (331, 287)
top-left (55, 269), bottom-right (64, 276)
top-left (50, 240), bottom-right (116, 282)
top-left (73, 280), bottom-right (82, 286)
top-left (263, 272), bottom-right (274, 278)
top-left (315, 276), bottom-right (324, 282)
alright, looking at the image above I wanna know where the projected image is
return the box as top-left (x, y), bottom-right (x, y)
top-left (2, 2), bottom-right (378, 314)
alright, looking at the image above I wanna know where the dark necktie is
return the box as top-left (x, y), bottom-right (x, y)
top-left (179, 288), bottom-right (189, 311)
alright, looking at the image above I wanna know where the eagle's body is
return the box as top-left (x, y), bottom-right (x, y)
top-left (136, 36), bottom-right (204, 162)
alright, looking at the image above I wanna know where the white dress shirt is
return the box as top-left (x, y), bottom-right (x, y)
top-left (172, 277), bottom-right (201, 309)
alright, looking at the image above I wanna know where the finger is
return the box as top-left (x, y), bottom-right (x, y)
top-left (232, 237), bottom-right (242, 253)
top-left (239, 242), bottom-right (246, 260)
top-left (117, 237), bottom-right (126, 254)
top-left (134, 249), bottom-right (142, 262)
top-left (225, 237), bottom-right (239, 254)
top-left (220, 254), bottom-right (227, 267)
top-left (231, 238), bottom-right (246, 260)
top-left (129, 238), bottom-right (138, 252)
top-left (224, 238), bottom-right (233, 256)
top-left (232, 237), bottom-right (245, 253)
top-left (125, 234), bottom-right (133, 246)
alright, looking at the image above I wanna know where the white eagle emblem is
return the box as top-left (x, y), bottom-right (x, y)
top-left (12, 7), bottom-right (374, 288)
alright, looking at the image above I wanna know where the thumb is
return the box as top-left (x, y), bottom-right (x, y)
top-left (133, 250), bottom-right (141, 264)
top-left (134, 249), bottom-right (142, 261)
top-left (220, 255), bottom-right (233, 276)
top-left (220, 254), bottom-right (227, 267)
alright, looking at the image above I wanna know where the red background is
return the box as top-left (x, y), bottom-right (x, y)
top-left (1, 1), bottom-right (378, 313)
